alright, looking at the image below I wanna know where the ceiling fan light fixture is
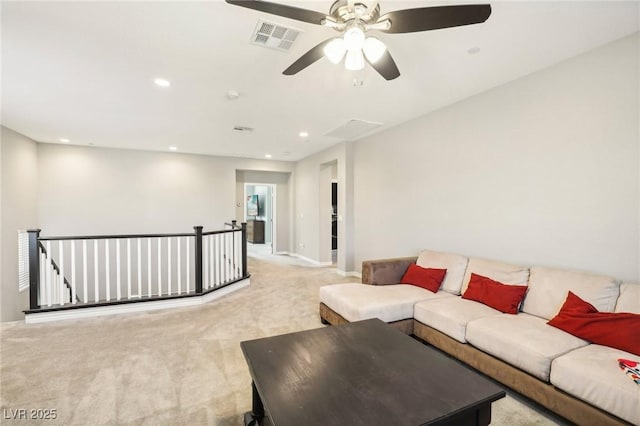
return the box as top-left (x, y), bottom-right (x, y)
top-left (343, 26), bottom-right (365, 51)
top-left (324, 38), bottom-right (347, 64)
top-left (363, 37), bottom-right (386, 63)
top-left (345, 49), bottom-right (365, 71)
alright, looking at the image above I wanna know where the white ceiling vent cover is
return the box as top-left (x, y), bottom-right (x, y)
top-left (250, 20), bottom-right (302, 52)
top-left (325, 120), bottom-right (384, 140)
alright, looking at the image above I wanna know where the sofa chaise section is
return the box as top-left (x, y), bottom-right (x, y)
top-left (319, 251), bottom-right (469, 334)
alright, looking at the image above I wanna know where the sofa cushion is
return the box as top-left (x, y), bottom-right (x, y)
top-left (460, 257), bottom-right (529, 294)
top-left (550, 345), bottom-right (640, 425)
top-left (416, 250), bottom-right (468, 295)
top-left (400, 264), bottom-right (446, 293)
top-left (414, 297), bottom-right (502, 343)
top-left (548, 291), bottom-right (640, 356)
top-left (616, 282), bottom-right (640, 314)
top-left (462, 273), bottom-right (528, 314)
top-left (521, 266), bottom-right (618, 320)
top-left (466, 313), bottom-right (589, 381)
top-left (319, 283), bottom-right (453, 323)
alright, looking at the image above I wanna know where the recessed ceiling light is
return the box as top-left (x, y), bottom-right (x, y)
top-left (169, 146), bottom-right (177, 151)
top-left (226, 90), bottom-right (239, 100)
top-left (265, 154), bottom-right (272, 159)
top-left (299, 131), bottom-right (309, 138)
top-left (59, 138), bottom-right (70, 143)
top-left (467, 47), bottom-right (481, 55)
top-left (154, 78), bottom-right (171, 87)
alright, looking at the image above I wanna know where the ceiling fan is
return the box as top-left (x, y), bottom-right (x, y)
top-left (226, 0), bottom-right (491, 80)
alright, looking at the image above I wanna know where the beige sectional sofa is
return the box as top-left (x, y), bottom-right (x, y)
top-left (319, 250), bottom-right (640, 425)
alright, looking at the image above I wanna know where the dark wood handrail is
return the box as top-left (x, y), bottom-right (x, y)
top-left (39, 232), bottom-right (195, 241)
top-left (202, 228), bottom-right (239, 236)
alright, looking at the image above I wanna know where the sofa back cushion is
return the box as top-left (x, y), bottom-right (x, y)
top-left (521, 266), bottom-right (618, 320)
top-left (460, 257), bottom-right (530, 294)
top-left (615, 282), bottom-right (640, 314)
top-left (416, 250), bottom-right (468, 295)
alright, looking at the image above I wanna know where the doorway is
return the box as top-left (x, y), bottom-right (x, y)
top-left (244, 183), bottom-right (276, 255)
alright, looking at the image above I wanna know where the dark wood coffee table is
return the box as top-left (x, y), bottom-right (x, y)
top-left (241, 318), bottom-right (505, 426)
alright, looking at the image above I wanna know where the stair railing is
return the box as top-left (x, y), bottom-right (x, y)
top-left (26, 222), bottom-right (248, 313)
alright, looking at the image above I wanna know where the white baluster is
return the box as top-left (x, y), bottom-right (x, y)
top-left (71, 241), bottom-right (77, 304)
top-left (116, 239), bottom-right (121, 301)
top-left (39, 247), bottom-right (45, 306)
top-left (203, 236), bottom-right (208, 290)
top-left (226, 233), bottom-right (231, 282)
top-left (127, 239), bottom-right (132, 299)
top-left (209, 234), bottom-right (214, 288)
top-left (46, 241), bottom-right (52, 306)
top-left (59, 240), bottom-right (65, 306)
top-left (186, 238), bottom-right (190, 292)
top-left (157, 238), bottom-right (162, 296)
top-left (168, 238), bottom-right (172, 295)
top-left (147, 238), bottom-right (152, 297)
top-left (215, 234), bottom-right (220, 286)
top-left (177, 237), bottom-right (182, 295)
top-left (220, 233), bottom-right (229, 283)
top-left (94, 240), bottom-right (99, 302)
top-left (238, 230), bottom-right (242, 278)
top-left (137, 238), bottom-right (142, 298)
top-left (105, 240), bottom-right (111, 301)
top-left (83, 240), bottom-right (88, 303)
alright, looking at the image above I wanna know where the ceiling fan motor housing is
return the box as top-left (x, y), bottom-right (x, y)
top-left (329, 0), bottom-right (380, 28)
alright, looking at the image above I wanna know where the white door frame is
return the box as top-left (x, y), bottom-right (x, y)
top-left (243, 182), bottom-right (277, 254)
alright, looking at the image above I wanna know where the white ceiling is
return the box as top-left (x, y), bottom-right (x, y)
top-left (2, 1), bottom-right (638, 161)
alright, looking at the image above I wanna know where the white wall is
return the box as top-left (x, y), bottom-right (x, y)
top-left (37, 144), bottom-right (294, 237)
top-left (1, 127), bottom-right (39, 321)
top-left (294, 143), bottom-right (355, 273)
top-left (353, 33), bottom-right (640, 281)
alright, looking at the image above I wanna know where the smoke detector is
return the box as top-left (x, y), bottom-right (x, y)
top-left (250, 19), bottom-right (302, 52)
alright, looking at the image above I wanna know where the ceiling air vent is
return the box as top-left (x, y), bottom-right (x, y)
top-left (250, 19), bottom-right (301, 52)
top-left (325, 120), bottom-right (384, 141)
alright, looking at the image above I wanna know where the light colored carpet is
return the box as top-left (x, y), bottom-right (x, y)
top-left (1, 254), bottom-right (567, 425)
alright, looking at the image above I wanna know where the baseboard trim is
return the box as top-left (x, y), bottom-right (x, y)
top-left (337, 270), bottom-right (362, 278)
top-left (25, 278), bottom-right (250, 324)
top-left (289, 253), bottom-right (332, 267)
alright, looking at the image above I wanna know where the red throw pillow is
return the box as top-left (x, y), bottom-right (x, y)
top-left (461, 273), bottom-right (528, 314)
top-left (400, 264), bottom-right (446, 293)
top-left (548, 291), bottom-right (640, 356)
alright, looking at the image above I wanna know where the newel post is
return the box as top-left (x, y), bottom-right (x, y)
top-left (241, 222), bottom-right (248, 277)
top-left (27, 229), bottom-right (41, 310)
top-left (194, 226), bottom-right (203, 294)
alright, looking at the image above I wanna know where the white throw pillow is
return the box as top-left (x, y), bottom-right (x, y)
top-left (416, 250), bottom-right (468, 295)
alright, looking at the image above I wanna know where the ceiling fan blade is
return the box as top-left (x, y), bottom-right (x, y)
top-left (366, 50), bottom-right (400, 81)
top-left (225, 0), bottom-right (328, 25)
top-left (378, 4), bottom-right (491, 34)
top-left (283, 39), bottom-right (331, 75)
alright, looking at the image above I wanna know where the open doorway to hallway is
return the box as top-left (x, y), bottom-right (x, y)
top-left (319, 161), bottom-right (338, 266)
top-left (244, 183), bottom-right (276, 256)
